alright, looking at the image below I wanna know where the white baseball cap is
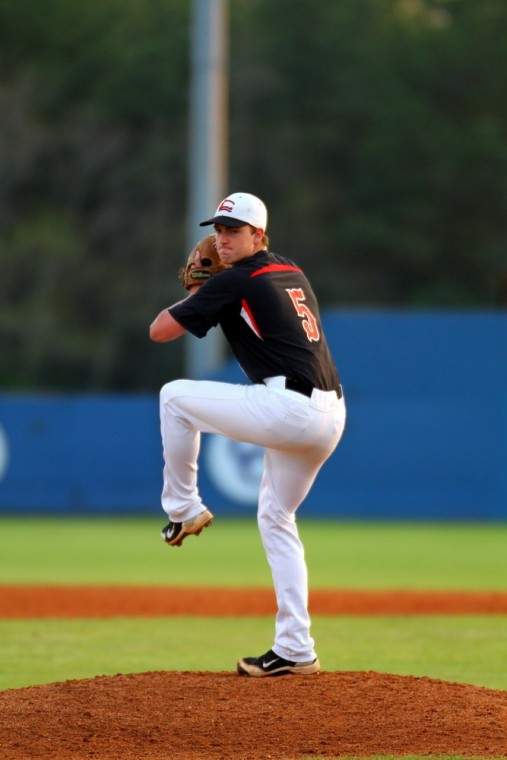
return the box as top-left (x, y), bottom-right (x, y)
top-left (199, 192), bottom-right (268, 230)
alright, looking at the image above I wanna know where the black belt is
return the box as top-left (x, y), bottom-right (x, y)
top-left (285, 378), bottom-right (343, 399)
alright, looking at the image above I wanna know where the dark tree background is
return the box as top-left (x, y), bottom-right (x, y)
top-left (1, 0), bottom-right (506, 391)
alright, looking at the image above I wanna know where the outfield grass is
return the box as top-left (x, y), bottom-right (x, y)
top-left (1, 516), bottom-right (506, 588)
top-left (0, 517), bottom-right (506, 696)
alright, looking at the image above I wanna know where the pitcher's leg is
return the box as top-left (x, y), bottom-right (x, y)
top-left (257, 447), bottom-right (327, 661)
top-left (159, 378), bottom-right (316, 520)
top-left (159, 388), bottom-right (204, 520)
top-left (159, 379), bottom-right (276, 520)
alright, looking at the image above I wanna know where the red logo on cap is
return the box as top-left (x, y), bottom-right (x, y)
top-left (218, 199), bottom-right (235, 213)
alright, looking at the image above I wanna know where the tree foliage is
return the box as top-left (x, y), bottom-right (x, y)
top-left (0, 0), bottom-right (506, 390)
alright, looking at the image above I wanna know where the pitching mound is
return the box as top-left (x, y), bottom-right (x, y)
top-left (2, 587), bottom-right (507, 758)
top-left (1, 670), bottom-right (507, 759)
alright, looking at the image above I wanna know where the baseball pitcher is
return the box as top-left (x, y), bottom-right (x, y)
top-left (150, 192), bottom-right (346, 677)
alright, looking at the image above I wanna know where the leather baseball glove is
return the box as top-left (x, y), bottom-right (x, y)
top-left (179, 235), bottom-right (229, 291)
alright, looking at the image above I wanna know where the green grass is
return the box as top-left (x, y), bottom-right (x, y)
top-left (1, 616), bottom-right (506, 692)
top-left (0, 517), bottom-right (506, 703)
top-left (1, 516), bottom-right (506, 588)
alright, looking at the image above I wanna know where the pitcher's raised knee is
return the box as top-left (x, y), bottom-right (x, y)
top-left (160, 378), bottom-right (194, 404)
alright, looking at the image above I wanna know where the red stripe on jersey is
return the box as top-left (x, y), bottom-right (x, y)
top-left (250, 264), bottom-right (302, 278)
top-left (241, 299), bottom-right (263, 339)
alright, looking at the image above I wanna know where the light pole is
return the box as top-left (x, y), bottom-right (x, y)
top-left (185, 0), bottom-right (229, 377)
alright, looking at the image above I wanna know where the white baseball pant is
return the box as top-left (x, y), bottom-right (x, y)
top-left (159, 375), bottom-right (346, 662)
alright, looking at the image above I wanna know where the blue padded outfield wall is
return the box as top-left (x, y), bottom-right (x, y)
top-left (0, 311), bottom-right (505, 519)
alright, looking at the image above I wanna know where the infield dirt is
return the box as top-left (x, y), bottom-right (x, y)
top-left (1, 585), bottom-right (507, 759)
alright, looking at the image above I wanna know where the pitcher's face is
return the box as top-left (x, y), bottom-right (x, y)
top-left (214, 224), bottom-right (264, 264)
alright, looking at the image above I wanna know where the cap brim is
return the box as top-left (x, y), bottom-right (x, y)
top-left (199, 215), bottom-right (249, 228)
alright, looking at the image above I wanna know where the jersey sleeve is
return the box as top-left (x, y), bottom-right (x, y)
top-left (169, 269), bottom-right (239, 339)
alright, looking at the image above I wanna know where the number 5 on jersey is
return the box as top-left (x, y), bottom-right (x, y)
top-left (286, 288), bottom-right (320, 342)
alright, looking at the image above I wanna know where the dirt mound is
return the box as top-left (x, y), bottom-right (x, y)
top-left (1, 670), bottom-right (506, 759)
top-left (2, 587), bottom-right (506, 758)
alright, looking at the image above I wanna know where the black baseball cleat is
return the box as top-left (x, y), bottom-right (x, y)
top-left (237, 649), bottom-right (320, 677)
top-left (161, 509), bottom-right (213, 547)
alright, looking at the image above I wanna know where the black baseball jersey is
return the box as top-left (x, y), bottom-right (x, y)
top-left (170, 250), bottom-right (341, 392)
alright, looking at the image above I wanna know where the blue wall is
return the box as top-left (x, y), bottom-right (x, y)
top-left (0, 395), bottom-right (161, 514)
top-left (317, 310), bottom-right (506, 519)
top-left (0, 311), bottom-right (505, 518)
